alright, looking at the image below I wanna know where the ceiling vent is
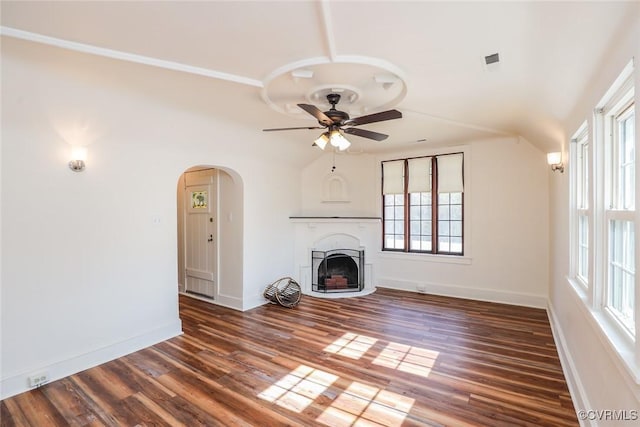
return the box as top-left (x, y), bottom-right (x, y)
top-left (482, 52), bottom-right (501, 72)
top-left (484, 53), bottom-right (500, 65)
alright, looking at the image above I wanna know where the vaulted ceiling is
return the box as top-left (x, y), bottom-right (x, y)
top-left (1, 1), bottom-right (636, 155)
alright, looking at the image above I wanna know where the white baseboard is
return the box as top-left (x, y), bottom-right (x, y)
top-left (179, 290), bottom-right (262, 312)
top-left (547, 302), bottom-right (592, 427)
top-left (216, 292), bottom-right (245, 311)
top-left (0, 320), bottom-right (182, 400)
top-left (179, 290), bottom-right (244, 311)
top-left (242, 292), bottom-right (269, 311)
top-left (377, 277), bottom-right (547, 308)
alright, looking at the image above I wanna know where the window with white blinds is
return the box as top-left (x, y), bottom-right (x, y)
top-left (382, 153), bottom-right (464, 254)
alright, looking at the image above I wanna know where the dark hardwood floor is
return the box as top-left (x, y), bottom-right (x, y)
top-left (1, 288), bottom-right (578, 426)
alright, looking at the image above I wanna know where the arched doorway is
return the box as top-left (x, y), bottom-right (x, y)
top-left (176, 165), bottom-right (244, 308)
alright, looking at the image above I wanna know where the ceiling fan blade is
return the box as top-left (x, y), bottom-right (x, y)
top-left (344, 109), bottom-right (402, 126)
top-left (343, 127), bottom-right (389, 141)
top-left (298, 103), bottom-right (334, 126)
top-left (263, 126), bottom-right (325, 131)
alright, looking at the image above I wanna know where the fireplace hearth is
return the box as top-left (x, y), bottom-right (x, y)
top-left (312, 249), bottom-right (364, 293)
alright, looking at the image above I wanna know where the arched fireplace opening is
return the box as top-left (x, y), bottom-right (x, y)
top-left (312, 249), bottom-right (364, 293)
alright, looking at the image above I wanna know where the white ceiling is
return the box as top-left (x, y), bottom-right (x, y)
top-left (1, 1), bottom-right (637, 155)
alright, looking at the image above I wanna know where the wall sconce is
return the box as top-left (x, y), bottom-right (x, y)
top-left (547, 152), bottom-right (564, 173)
top-left (69, 146), bottom-right (87, 172)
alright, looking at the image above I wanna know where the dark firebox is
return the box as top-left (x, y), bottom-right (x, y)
top-left (312, 249), bottom-right (364, 293)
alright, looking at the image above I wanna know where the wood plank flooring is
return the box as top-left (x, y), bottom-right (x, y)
top-left (1, 288), bottom-right (578, 426)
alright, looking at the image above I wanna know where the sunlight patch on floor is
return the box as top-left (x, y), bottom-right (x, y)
top-left (262, 333), bottom-right (435, 421)
top-left (372, 342), bottom-right (439, 378)
top-left (324, 332), bottom-right (378, 360)
top-left (316, 381), bottom-right (415, 427)
top-left (258, 365), bottom-right (338, 413)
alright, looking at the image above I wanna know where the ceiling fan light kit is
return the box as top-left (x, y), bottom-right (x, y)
top-left (311, 129), bottom-right (351, 151)
top-left (329, 129), bottom-right (351, 151)
top-left (313, 133), bottom-right (329, 150)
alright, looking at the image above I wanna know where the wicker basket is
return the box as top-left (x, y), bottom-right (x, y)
top-left (263, 277), bottom-right (302, 308)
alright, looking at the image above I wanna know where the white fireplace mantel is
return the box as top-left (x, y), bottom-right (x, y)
top-left (290, 216), bottom-right (381, 222)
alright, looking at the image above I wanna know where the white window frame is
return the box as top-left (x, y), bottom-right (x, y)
top-left (378, 146), bottom-right (472, 264)
top-left (570, 121), bottom-right (590, 289)
top-left (570, 59), bottom-right (639, 384)
top-left (602, 84), bottom-right (636, 339)
top-left (381, 153), bottom-right (464, 255)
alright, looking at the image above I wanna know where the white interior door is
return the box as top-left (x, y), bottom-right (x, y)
top-left (184, 170), bottom-right (218, 299)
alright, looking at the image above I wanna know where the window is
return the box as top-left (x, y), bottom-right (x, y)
top-left (384, 194), bottom-right (405, 250)
top-left (571, 124), bottom-right (589, 286)
top-left (382, 153), bottom-right (464, 255)
top-left (382, 160), bottom-right (405, 250)
top-left (608, 219), bottom-right (635, 333)
top-left (605, 101), bottom-right (635, 335)
top-left (568, 59), bottom-right (638, 380)
top-left (612, 105), bottom-right (636, 210)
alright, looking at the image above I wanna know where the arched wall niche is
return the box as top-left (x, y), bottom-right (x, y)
top-left (322, 173), bottom-right (350, 202)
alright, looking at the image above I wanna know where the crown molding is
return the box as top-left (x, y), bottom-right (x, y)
top-left (0, 26), bottom-right (263, 88)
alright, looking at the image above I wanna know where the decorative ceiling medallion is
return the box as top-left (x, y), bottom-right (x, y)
top-left (261, 56), bottom-right (407, 119)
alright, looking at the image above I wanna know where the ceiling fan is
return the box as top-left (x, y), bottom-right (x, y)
top-left (263, 93), bottom-right (402, 151)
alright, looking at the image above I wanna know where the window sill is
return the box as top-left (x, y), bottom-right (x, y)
top-left (566, 276), bottom-right (640, 385)
top-left (378, 251), bottom-right (472, 265)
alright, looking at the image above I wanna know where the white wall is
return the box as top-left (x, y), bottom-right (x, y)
top-left (1, 37), bottom-right (299, 398)
top-left (548, 8), bottom-right (640, 424)
top-left (217, 168), bottom-right (244, 306)
top-left (299, 137), bottom-right (550, 308)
